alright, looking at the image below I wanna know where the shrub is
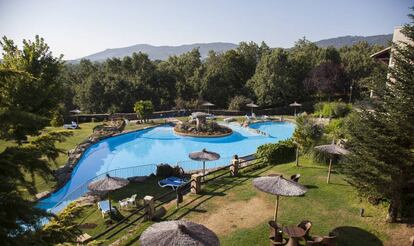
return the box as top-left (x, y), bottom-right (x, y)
top-left (314, 102), bottom-right (351, 118)
top-left (293, 113), bottom-right (323, 152)
top-left (50, 111), bottom-right (64, 127)
top-left (228, 95), bottom-right (252, 111)
top-left (256, 139), bottom-right (296, 165)
top-left (156, 164), bottom-right (182, 177)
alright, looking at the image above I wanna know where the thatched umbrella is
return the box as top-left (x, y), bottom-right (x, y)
top-left (189, 149), bottom-right (220, 180)
top-left (314, 144), bottom-right (350, 184)
top-left (70, 109), bottom-right (81, 124)
top-left (289, 102), bottom-right (302, 116)
top-left (253, 175), bottom-right (307, 223)
top-left (202, 102), bottom-right (215, 114)
top-left (246, 102), bottom-right (259, 115)
top-left (88, 174), bottom-right (129, 214)
top-left (140, 220), bottom-right (219, 246)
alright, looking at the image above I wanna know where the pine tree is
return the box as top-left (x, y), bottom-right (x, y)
top-left (344, 11), bottom-right (414, 222)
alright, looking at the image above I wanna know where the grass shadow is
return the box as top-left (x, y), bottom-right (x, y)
top-left (163, 165), bottom-right (273, 221)
top-left (304, 184), bottom-right (318, 189)
top-left (332, 226), bottom-right (383, 246)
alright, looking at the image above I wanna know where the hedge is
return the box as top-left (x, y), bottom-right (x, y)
top-left (256, 139), bottom-right (296, 165)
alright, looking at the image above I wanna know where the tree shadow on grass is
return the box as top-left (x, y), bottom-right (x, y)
top-left (332, 226), bottom-right (383, 246)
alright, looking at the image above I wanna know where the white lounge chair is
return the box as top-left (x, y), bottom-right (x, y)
top-left (97, 200), bottom-right (115, 218)
top-left (119, 194), bottom-right (137, 209)
top-left (63, 121), bottom-right (79, 129)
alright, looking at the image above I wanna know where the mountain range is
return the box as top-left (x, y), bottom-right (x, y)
top-left (313, 34), bottom-right (392, 48)
top-left (70, 34), bottom-right (392, 62)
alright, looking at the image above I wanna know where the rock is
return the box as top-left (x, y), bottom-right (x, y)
top-left (76, 195), bottom-right (99, 207)
top-left (35, 191), bottom-right (51, 200)
top-left (127, 176), bottom-right (148, 183)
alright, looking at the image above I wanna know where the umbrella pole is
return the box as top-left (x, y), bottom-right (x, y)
top-left (294, 108), bottom-right (296, 117)
top-left (203, 161), bottom-right (205, 182)
top-left (295, 147), bottom-right (299, 167)
top-left (274, 195), bottom-right (280, 222)
top-left (109, 193), bottom-right (112, 216)
top-left (327, 158), bottom-right (332, 184)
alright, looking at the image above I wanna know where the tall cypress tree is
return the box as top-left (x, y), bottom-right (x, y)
top-left (344, 11), bottom-right (414, 222)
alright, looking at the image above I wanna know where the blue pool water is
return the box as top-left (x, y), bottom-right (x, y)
top-left (39, 121), bottom-right (294, 213)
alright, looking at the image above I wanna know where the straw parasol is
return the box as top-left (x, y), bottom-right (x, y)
top-left (70, 109), bottom-right (82, 123)
top-left (189, 149), bottom-right (220, 180)
top-left (140, 220), bottom-right (219, 246)
top-left (70, 109), bottom-right (81, 114)
top-left (246, 102), bottom-right (259, 115)
top-left (314, 144), bottom-right (350, 184)
top-left (289, 102), bottom-right (302, 116)
top-left (202, 102), bottom-right (215, 114)
top-left (88, 174), bottom-right (129, 213)
top-left (253, 175), bottom-right (307, 223)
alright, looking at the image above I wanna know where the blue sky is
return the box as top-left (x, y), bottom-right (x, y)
top-left (0, 0), bottom-right (412, 59)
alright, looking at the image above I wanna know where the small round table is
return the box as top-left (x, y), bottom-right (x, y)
top-left (282, 226), bottom-right (305, 246)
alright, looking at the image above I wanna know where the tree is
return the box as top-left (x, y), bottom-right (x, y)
top-left (247, 48), bottom-right (300, 107)
top-left (292, 113), bottom-right (323, 166)
top-left (0, 37), bottom-right (73, 243)
top-left (343, 13), bottom-right (414, 222)
top-left (0, 36), bottom-right (64, 142)
top-left (228, 95), bottom-right (252, 111)
top-left (305, 62), bottom-right (348, 101)
top-left (340, 42), bottom-right (386, 100)
top-left (74, 75), bottom-right (106, 113)
top-left (134, 100), bottom-right (154, 122)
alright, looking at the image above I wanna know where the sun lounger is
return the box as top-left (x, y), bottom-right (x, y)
top-left (158, 177), bottom-right (187, 190)
top-left (206, 114), bottom-right (216, 120)
top-left (63, 121), bottom-right (79, 129)
top-left (224, 117), bottom-right (235, 123)
top-left (97, 200), bottom-right (115, 218)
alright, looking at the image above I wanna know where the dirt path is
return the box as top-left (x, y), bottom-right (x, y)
top-left (188, 195), bottom-right (273, 235)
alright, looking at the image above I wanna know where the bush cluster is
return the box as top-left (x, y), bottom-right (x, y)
top-left (256, 139), bottom-right (296, 165)
top-left (314, 101), bottom-right (352, 118)
top-left (156, 163), bottom-right (182, 177)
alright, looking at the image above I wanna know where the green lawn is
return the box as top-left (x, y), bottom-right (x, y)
top-left (72, 156), bottom-right (403, 246)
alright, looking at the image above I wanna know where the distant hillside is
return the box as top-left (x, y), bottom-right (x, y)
top-left (70, 34), bottom-right (393, 62)
top-left (314, 34), bottom-right (392, 48)
top-left (70, 42), bottom-right (238, 62)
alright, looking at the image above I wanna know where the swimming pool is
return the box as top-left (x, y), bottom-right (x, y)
top-left (39, 121), bottom-right (294, 213)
